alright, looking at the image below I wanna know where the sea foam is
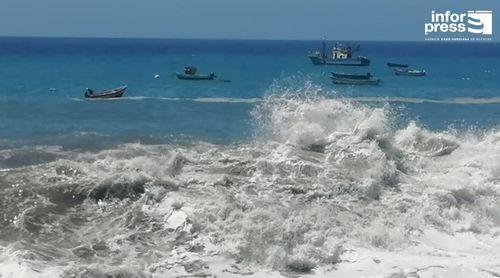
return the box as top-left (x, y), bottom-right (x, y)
top-left (0, 85), bottom-right (499, 277)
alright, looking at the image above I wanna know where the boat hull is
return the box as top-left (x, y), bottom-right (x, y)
top-left (176, 73), bottom-right (215, 80)
top-left (309, 55), bottom-right (370, 66)
top-left (394, 69), bottom-right (426, 76)
top-left (387, 62), bottom-right (409, 68)
top-left (85, 86), bottom-right (127, 99)
top-left (331, 77), bottom-right (380, 85)
top-left (331, 72), bottom-right (372, 80)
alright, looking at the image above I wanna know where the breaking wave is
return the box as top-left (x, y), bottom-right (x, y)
top-left (1, 85), bottom-right (500, 277)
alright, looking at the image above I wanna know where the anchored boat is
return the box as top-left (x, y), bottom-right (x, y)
top-left (394, 69), bottom-right (426, 76)
top-left (176, 66), bottom-right (217, 80)
top-left (308, 39), bottom-right (370, 66)
top-left (330, 71), bottom-right (379, 85)
top-left (84, 85), bottom-right (127, 99)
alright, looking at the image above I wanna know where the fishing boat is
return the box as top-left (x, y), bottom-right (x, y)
top-left (331, 72), bottom-right (372, 80)
top-left (176, 66), bottom-right (217, 80)
top-left (331, 77), bottom-right (380, 85)
top-left (308, 39), bottom-right (370, 66)
top-left (84, 85), bottom-right (127, 99)
top-left (387, 62), bottom-right (409, 68)
top-left (394, 69), bottom-right (426, 76)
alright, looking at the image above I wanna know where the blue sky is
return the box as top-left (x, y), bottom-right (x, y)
top-left (0, 0), bottom-right (498, 41)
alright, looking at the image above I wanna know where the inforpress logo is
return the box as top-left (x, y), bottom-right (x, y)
top-left (467, 11), bottom-right (492, 35)
top-left (424, 10), bottom-right (493, 40)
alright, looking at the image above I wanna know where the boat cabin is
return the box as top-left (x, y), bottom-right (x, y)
top-left (184, 66), bottom-right (197, 75)
top-left (332, 47), bottom-right (352, 59)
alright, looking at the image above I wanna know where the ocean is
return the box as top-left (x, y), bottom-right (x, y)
top-left (0, 37), bottom-right (499, 277)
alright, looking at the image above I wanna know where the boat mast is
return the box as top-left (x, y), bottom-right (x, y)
top-left (322, 36), bottom-right (326, 59)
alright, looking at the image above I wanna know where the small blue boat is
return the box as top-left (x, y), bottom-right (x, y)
top-left (176, 66), bottom-right (217, 81)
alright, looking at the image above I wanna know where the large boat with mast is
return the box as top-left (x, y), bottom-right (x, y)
top-left (308, 38), bottom-right (370, 66)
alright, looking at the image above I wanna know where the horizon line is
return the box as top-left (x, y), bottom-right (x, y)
top-left (0, 35), bottom-right (498, 43)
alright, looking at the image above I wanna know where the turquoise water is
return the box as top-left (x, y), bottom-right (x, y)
top-left (0, 37), bottom-right (499, 148)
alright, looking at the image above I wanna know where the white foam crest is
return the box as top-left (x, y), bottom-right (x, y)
top-left (0, 247), bottom-right (64, 278)
top-left (394, 122), bottom-right (460, 156)
top-left (254, 85), bottom-right (391, 147)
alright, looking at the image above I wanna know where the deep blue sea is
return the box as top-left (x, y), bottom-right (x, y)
top-left (0, 37), bottom-right (499, 149)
